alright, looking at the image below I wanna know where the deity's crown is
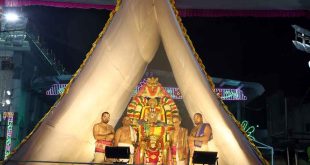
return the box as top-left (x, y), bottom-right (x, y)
top-left (146, 77), bottom-right (158, 86)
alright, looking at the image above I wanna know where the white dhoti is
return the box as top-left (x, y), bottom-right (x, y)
top-left (194, 144), bottom-right (208, 152)
top-left (172, 146), bottom-right (187, 165)
top-left (190, 144), bottom-right (209, 165)
top-left (93, 140), bottom-right (113, 163)
top-left (93, 152), bottom-right (106, 163)
top-left (176, 153), bottom-right (186, 165)
top-left (118, 142), bottom-right (135, 164)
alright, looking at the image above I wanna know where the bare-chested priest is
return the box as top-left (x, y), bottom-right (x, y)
top-left (114, 116), bottom-right (137, 164)
top-left (188, 113), bottom-right (213, 165)
top-left (93, 112), bottom-right (115, 163)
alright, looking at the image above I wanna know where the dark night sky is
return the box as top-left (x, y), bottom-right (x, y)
top-left (183, 17), bottom-right (310, 97)
top-left (22, 6), bottom-right (310, 99)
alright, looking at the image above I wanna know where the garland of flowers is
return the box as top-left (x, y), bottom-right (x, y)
top-left (4, 0), bottom-right (123, 162)
top-left (168, 0), bottom-right (269, 164)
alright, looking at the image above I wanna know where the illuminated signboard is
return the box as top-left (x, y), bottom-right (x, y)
top-left (3, 112), bottom-right (14, 160)
top-left (46, 83), bottom-right (247, 100)
top-left (214, 88), bottom-right (247, 100)
top-left (46, 83), bottom-right (183, 99)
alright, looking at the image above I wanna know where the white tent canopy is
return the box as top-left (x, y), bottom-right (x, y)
top-left (6, 0), bottom-right (266, 164)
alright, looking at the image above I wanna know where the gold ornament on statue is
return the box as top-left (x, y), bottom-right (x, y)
top-left (146, 77), bottom-right (159, 87)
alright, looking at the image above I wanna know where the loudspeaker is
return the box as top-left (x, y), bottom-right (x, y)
top-left (192, 151), bottom-right (218, 164)
top-left (105, 146), bottom-right (130, 159)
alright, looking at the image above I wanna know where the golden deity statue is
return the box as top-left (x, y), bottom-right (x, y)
top-left (127, 77), bottom-right (180, 164)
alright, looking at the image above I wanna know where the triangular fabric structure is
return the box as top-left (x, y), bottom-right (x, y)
top-left (6, 0), bottom-right (267, 164)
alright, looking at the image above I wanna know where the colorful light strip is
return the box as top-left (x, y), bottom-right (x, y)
top-left (241, 120), bottom-right (255, 140)
top-left (46, 84), bottom-right (67, 95)
top-left (214, 88), bottom-right (247, 100)
top-left (46, 83), bottom-right (247, 100)
top-left (3, 112), bottom-right (14, 160)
